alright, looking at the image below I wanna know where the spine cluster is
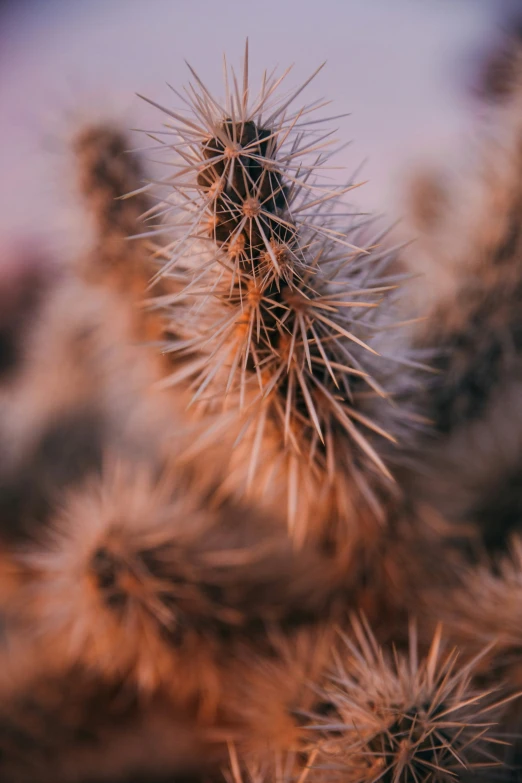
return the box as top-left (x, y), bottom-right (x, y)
top-left (140, 44), bottom-right (401, 523)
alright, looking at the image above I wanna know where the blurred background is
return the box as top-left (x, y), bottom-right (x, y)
top-left (0, 0), bottom-right (518, 255)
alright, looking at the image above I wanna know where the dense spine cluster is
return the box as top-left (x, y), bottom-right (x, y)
top-left (302, 621), bottom-right (510, 783)
top-left (138, 44), bottom-right (402, 530)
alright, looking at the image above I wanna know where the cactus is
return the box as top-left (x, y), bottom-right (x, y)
top-left (136, 43), bottom-right (406, 538)
top-left (302, 619), bottom-right (513, 783)
top-left (3, 27), bottom-right (522, 783)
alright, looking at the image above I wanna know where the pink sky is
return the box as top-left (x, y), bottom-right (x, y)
top-left (0, 0), bottom-right (512, 254)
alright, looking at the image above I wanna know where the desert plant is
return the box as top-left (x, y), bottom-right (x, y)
top-left (2, 27), bottom-right (522, 783)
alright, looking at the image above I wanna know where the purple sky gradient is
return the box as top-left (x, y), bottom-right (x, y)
top-left (0, 0), bottom-right (514, 253)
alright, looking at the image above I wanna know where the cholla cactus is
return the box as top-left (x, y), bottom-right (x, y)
top-left (437, 537), bottom-right (522, 653)
top-left (303, 619), bottom-right (513, 783)
top-left (137, 43), bottom-right (406, 536)
top-left (394, 26), bottom-right (522, 554)
top-left (3, 26), bottom-right (522, 783)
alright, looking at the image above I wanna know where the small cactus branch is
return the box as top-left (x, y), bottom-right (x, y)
top-left (138, 43), bottom-right (404, 530)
